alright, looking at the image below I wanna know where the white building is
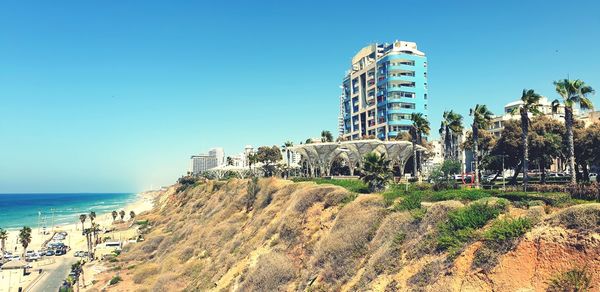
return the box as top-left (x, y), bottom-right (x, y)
top-left (190, 147), bottom-right (225, 175)
top-left (208, 148), bottom-right (225, 167)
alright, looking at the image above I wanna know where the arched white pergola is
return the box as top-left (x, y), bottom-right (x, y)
top-left (289, 140), bottom-right (426, 177)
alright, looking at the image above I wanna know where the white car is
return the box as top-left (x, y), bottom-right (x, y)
top-left (590, 173), bottom-right (598, 182)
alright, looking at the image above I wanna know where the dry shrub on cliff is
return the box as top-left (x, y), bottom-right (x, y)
top-left (315, 195), bottom-right (386, 284)
top-left (132, 263), bottom-right (160, 284)
top-left (151, 272), bottom-right (178, 292)
top-left (240, 252), bottom-right (295, 291)
top-left (355, 212), bottom-right (414, 289)
top-left (547, 203), bottom-right (600, 231)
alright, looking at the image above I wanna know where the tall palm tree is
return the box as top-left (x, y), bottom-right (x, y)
top-left (359, 152), bottom-right (393, 192)
top-left (439, 110), bottom-right (464, 160)
top-left (247, 153), bottom-right (258, 172)
top-left (111, 210), bottom-right (118, 221)
top-left (0, 228), bottom-right (7, 254)
top-left (79, 214), bottom-right (87, 231)
top-left (470, 104), bottom-right (493, 189)
top-left (19, 226), bottom-right (32, 257)
top-left (321, 130), bottom-right (334, 142)
top-left (553, 79), bottom-right (595, 184)
top-left (410, 113), bottom-right (431, 180)
top-left (119, 210), bottom-right (126, 220)
top-left (89, 211), bottom-right (97, 243)
top-left (283, 141), bottom-right (294, 178)
top-left (511, 89), bottom-right (542, 191)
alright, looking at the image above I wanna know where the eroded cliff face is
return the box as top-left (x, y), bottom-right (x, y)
top-left (90, 178), bottom-right (600, 291)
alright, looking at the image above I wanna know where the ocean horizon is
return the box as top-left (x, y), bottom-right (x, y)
top-left (0, 193), bottom-right (138, 230)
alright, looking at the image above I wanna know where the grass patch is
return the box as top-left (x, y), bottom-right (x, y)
top-left (437, 201), bottom-right (507, 257)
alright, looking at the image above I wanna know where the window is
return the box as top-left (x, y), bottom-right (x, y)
top-left (401, 103), bottom-right (415, 109)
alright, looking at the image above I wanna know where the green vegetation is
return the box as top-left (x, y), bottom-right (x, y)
top-left (437, 201), bottom-right (507, 256)
top-left (109, 275), bottom-right (123, 285)
top-left (547, 268), bottom-right (592, 292)
top-left (483, 217), bottom-right (532, 242)
top-left (393, 192), bottom-right (422, 211)
top-left (359, 152), bottom-right (394, 193)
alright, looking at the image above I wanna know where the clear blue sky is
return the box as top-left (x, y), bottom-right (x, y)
top-left (1, 0), bottom-right (599, 193)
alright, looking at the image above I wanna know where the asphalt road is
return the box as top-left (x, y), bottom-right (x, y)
top-left (30, 256), bottom-right (77, 292)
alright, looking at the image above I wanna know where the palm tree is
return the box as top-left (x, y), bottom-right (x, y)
top-left (511, 89), bottom-right (542, 191)
top-left (553, 79), bottom-right (595, 184)
top-left (79, 214), bottom-right (87, 231)
top-left (439, 111), bottom-right (464, 160)
top-left (359, 152), bottom-right (393, 192)
top-left (111, 210), bottom-right (118, 221)
top-left (130, 211), bottom-right (136, 221)
top-left (410, 113), bottom-right (431, 180)
top-left (226, 156), bottom-right (234, 166)
top-left (19, 226), bottom-right (32, 257)
top-left (321, 130), bottom-right (334, 142)
top-left (0, 228), bottom-right (7, 254)
top-left (89, 211), bottom-right (97, 243)
top-left (247, 153), bottom-right (258, 172)
top-left (283, 141), bottom-right (294, 178)
top-left (119, 210), bottom-right (126, 220)
top-left (470, 104), bottom-right (493, 189)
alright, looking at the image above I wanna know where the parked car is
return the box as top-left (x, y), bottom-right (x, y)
top-left (590, 173), bottom-right (598, 182)
top-left (46, 250), bottom-right (55, 256)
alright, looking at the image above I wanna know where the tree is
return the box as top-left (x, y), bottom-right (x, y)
top-left (111, 210), bottom-right (118, 221)
top-left (359, 152), bottom-right (393, 193)
top-left (321, 130), bottom-right (334, 142)
top-left (19, 226), bottom-right (32, 257)
top-left (488, 120), bottom-right (523, 184)
top-left (130, 211), bottom-right (136, 220)
top-left (410, 113), bottom-right (430, 180)
top-left (530, 116), bottom-right (565, 183)
top-left (439, 110), bottom-right (464, 160)
top-left (282, 141), bottom-right (294, 177)
top-left (470, 104), bottom-right (493, 188)
top-left (226, 156), bottom-right (234, 166)
top-left (574, 122), bottom-right (600, 181)
top-left (89, 211), bottom-right (97, 243)
top-left (0, 228), bottom-right (7, 254)
top-left (256, 146), bottom-right (282, 177)
top-left (79, 214), bottom-right (87, 231)
top-left (511, 89), bottom-right (542, 191)
top-left (553, 79), bottom-right (595, 184)
top-left (247, 153), bottom-right (258, 171)
top-left (394, 131), bottom-right (412, 142)
top-left (119, 210), bottom-right (126, 220)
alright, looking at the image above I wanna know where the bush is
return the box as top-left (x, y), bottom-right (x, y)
top-left (109, 275), bottom-right (122, 285)
top-left (394, 192), bottom-right (422, 211)
top-left (483, 217), bottom-right (532, 242)
top-left (547, 203), bottom-right (600, 231)
top-left (240, 253), bottom-right (295, 291)
top-left (547, 268), bottom-right (592, 292)
top-left (437, 202), bottom-right (506, 256)
top-left (567, 183), bottom-right (600, 201)
top-left (133, 264), bottom-right (160, 284)
top-left (472, 217), bottom-right (533, 272)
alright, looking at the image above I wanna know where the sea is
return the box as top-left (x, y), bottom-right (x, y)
top-left (0, 193), bottom-right (138, 230)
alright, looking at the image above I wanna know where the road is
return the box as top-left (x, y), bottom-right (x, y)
top-left (29, 256), bottom-right (77, 292)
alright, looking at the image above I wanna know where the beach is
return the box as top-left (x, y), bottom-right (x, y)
top-left (0, 191), bottom-right (155, 292)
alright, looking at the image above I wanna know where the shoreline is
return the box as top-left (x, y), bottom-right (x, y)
top-left (2, 191), bottom-right (155, 256)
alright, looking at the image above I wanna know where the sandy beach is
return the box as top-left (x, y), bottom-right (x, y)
top-left (0, 191), bottom-right (156, 292)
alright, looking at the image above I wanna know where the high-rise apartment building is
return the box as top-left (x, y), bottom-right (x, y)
top-left (190, 154), bottom-right (219, 175)
top-left (189, 147), bottom-right (225, 175)
top-left (340, 41), bottom-right (428, 140)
